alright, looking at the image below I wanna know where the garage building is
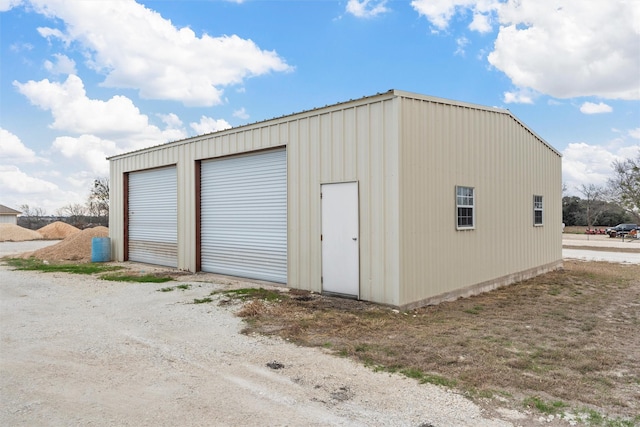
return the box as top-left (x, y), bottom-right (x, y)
top-left (109, 90), bottom-right (562, 309)
top-left (0, 204), bottom-right (21, 225)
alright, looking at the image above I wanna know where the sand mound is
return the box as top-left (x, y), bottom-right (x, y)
top-left (0, 224), bottom-right (43, 242)
top-left (25, 226), bottom-right (109, 262)
top-left (37, 221), bottom-right (81, 240)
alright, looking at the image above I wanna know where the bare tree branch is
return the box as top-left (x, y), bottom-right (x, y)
top-left (607, 151), bottom-right (640, 222)
top-left (577, 184), bottom-right (606, 229)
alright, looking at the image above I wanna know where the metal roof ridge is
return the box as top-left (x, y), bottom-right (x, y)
top-left (108, 89), bottom-right (560, 159)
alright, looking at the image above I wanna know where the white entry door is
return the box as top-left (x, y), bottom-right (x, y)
top-left (321, 182), bottom-right (359, 297)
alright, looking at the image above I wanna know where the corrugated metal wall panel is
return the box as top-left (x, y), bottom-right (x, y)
top-left (200, 149), bottom-right (287, 283)
top-left (285, 99), bottom-right (401, 304)
top-left (110, 94), bottom-right (401, 304)
top-left (128, 166), bottom-right (178, 267)
top-left (398, 96), bottom-right (562, 306)
top-left (109, 90), bottom-right (559, 308)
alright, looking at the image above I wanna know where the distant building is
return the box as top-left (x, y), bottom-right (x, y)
top-left (108, 90), bottom-right (562, 309)
top-left (0, 204), bottom-right (21, 225)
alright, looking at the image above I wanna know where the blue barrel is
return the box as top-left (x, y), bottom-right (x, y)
top-left (91, 237), bottom-right (111, 262)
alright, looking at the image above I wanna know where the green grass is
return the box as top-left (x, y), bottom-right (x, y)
top-left (395, 367), bottom-right (457, 387)
top-left (4, 258), bottom-right (175, 283)
top-left (577, 408), bottom-right (640, 427)
top-left (4, 257), bottom-right (122, 275)
top-left (464, 304), bottom-right (484, 315)
top-left (100, 273), bottom-right (173, 283)
top-left (193, 297), bottom-right (213, 304)
top-left (523, 396), bottom-right (568, 415)
top-left (219, 287), bottom-right (285, 302)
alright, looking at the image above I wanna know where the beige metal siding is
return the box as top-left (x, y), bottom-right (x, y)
top-left (109, 90), bottom-right (560, 308)
top-left (287, 99), bottom-right (401, 305)
top-left (109, 93), bottom-right (401, 304)
top-left (397, 95), bottom-right (562, 306)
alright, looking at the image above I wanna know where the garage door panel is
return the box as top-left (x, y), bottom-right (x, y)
top-left (128, 166), bottom-right (178, 268)
top-left (201, 149), bottom-right (287, 283)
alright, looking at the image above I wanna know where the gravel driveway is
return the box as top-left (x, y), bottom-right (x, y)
top-left (0, 261), bottom-right (522, 427)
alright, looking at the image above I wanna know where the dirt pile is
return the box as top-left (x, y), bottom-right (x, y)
top-left (24, 226), bottom-right (109, 262)
top-left (37, 221), bottom-right (81, 240)
top-left (0, 224), bottom-right (43, 242)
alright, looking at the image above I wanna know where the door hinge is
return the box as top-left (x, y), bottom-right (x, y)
top-left (320, 234), bottom-right (323, 241)
top-left (321, 276), bottom-right (323, 284)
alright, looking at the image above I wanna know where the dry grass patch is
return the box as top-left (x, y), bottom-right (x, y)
top-left (236, 261), bottom-right (640, 422)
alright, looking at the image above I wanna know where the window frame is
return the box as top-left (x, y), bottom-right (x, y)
top-left (533, 195), bottom-right (543, 226)
top-left (456, 185), bottom-right (475, 230)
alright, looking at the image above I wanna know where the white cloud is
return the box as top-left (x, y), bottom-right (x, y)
top-left (10, 42), bottom-right (33, 52)
top-left (14, 75), bottom-right (150, 135)
top-left (628, 128), bottom-right (640, 140)
top-left (52, 135), bottom-right (119, 175)
top-left (411, 0), bottom-right (473, 30)
top-left (0, 0), bottom-right (23, 12)
top-left (158, 113), bottom-right (183, 129)
top-left (562, 141), bottom-right (640, 194)
top-left (13, 74), bottom-right (189, 173)
top-left (411, 0), bottom-right (499, 32)
top-left (190, 116), bottom-right (232, 135)
top-left (13, 74), bottom-right (188, 150)
top-left (43, 53), bottom-right (76, 75)
top-left (233, 107), bottom-right (249, 120)
top-left (0, 165), bottom-right (87, 213)
top-left (411, 0), bottom-right (640, 101)
top-left (488, 0), bottom-right (640, 100)
top-left (503, 88), bottom-right (535, 104)
top-left (579, 102), bottom-right (613, 114)
top-left (346, 0), bottom-right (389, 18)
top-left (27, 0), bottom-right (292, 106)
top-left (0, 165), bottom-right (59, 196)
top-left (0, 128), bottom-right (45, 163)
top-left (469, 10), bottom-right (492, 33)
top-left (454, 36), bottom-right (469, 56)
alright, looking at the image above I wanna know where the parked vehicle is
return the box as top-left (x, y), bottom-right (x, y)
top-left (605, 223), bottom-right (638, 238)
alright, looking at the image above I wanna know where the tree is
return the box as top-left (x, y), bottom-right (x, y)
top-left (577, 184), bottom-right (606, 230)
top-left (607, 152), bottom-right (640, 222)
top-left (57, 203), bottom-right (87, 227)
top-left (87, 177), bottom-right (109, 221)
top-left (17, 204), bottom-right (47, 230)
top-left (562, 196), bottom-right (582, 226)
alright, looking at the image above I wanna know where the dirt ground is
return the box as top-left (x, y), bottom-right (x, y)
top-left (1, 237), bottom-right (638, 426)
top-left (1, 263), bottom-right (525, 427)
top-left (237, 260), bottom-right (639, 425)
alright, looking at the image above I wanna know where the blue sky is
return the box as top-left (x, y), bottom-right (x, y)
top-left (1, 0), bottom-right (639, 214)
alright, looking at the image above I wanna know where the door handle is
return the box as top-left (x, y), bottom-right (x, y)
top-left (352, 237), bottom-right (358, 241)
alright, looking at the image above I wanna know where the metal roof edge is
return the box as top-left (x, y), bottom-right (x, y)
top-left (391, 89), bottom-right (508, 114)
top-left (108, 89), bottom-right (560, 160)
top-left (392, 89), bottom-right (561, 158)
top-left (108, 90), bottom-right (397, 161)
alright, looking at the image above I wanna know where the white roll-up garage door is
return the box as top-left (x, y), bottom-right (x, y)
top-left (128, 166), bottom-right (178, 268)
top-left (201, 149), bottom-right (287, 283)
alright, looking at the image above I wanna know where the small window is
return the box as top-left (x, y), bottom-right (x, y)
top-left (533, 195), bottom-right (543, 225)
top-left (456, 186), bottom-right (475, 229)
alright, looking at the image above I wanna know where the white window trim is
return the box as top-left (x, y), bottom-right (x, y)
top-left (533, 195), bottom-right (543, 226)
top-left (456, 185), bottom-right (475, 230)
